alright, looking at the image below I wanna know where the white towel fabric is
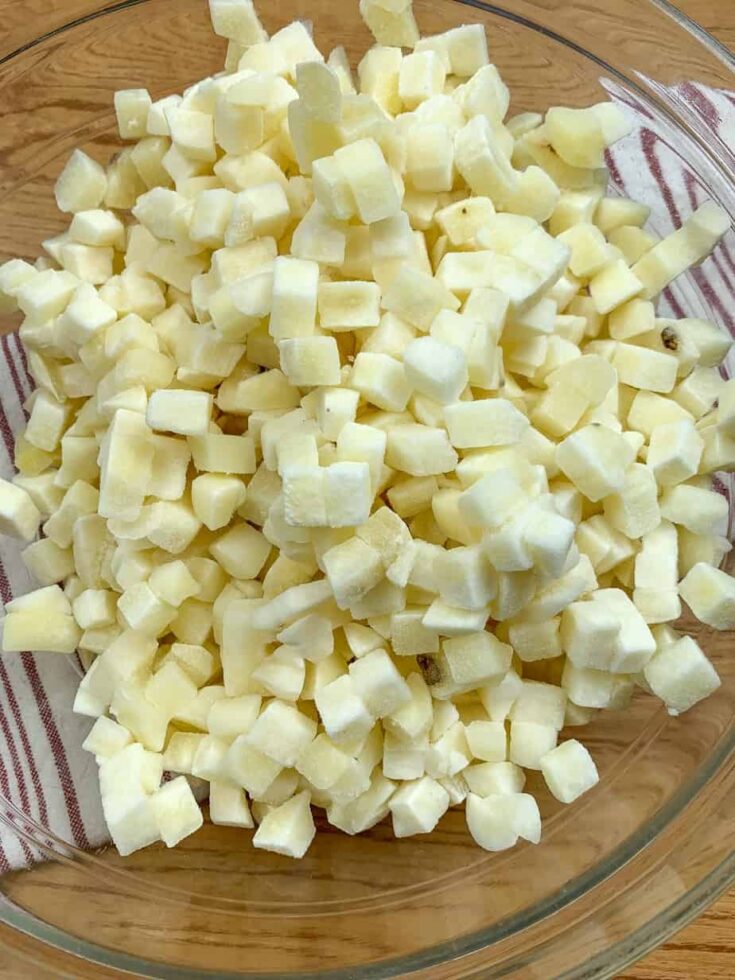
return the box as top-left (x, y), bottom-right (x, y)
top-left (0, 80), bottom-right (733, 870)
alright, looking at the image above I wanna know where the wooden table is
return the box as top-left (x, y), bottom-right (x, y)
top-left (0, 0), bottom-right (732, 977)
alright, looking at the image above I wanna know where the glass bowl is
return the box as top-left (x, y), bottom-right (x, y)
top-left (0, 0), bottom-right (733, 976)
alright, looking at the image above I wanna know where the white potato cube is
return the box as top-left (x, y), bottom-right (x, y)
top-left (659, 484), bottom-right (728, 536)
top-left (333, 139), bottom-right (400, 226)
top-left (359, 0), bottom-right (419, 48)
top-left (509, 721), bottom-right (558, 769)
top-left (227, 183), bottom-right (290, 244)
top-left (679, 562), bottom-right (735, 630)
top-left (647, 419), bottom-right (703, 486)
top-left (146, 390), bottom-right (212, 437)
top-left (322, 536), bottom-right (384, 608)
top-left (406, 123), bottom-right (454, 193)
top-left (253, 790), bottom-right (315, 858)
top-left (252, 648), bottom-right (306, 702)
top-left (466, 792), bottom-right (541, 851)
top-left (644, 635), bottom-right (720, 715)
top-left (315, 387), bottom-right (360, 441)
top-left (382, 265), bottom-right (460, 331)
top-left (209, 781), bottom-right (254, 828)
top-left (55, 150), bottom-right (107, 213)
top-left (210, 521), bottom-right (271, 579)
top-left (350, 352), bottom-right (411, 412)
top-left (279, 336), bottom-right (341, 387)
top-left (540, 739), bottom-right (599, 804)
top-left (269, 256), bottom-right (319, 340)
top-left (208, 0), bottom-right (266, 43)
top-left (245, 699), bottom-right (316, 766)
top-left (445, 399), bottom-right (529, 449)
top-left (561, 598), bottom-right (618, 670)
top-left (295, 61), bottom-right (342, 123)
top-left (349, 648), bottom-right (410, 717)
top-left (318, 281), bottom-right (381, 331)
top-left (465, 720), bottom-right (507, 762)
top-left (632, 201), bottom-right (730, 299)
top-left (556, 425), bottom-right (635, 502)
top-left (114, 89), bottom-right (152, 140)
top-left (82, 717), bottom-right (133, 760)
top-left (325, 461), bottom-right (374, 528)
top-left (403, 337), bottom-right (468, 405)
top-left (389, 776), bottom-right (449, 838)
top-left (150, 776), bottom-right (203, 848)
top-left (562, 662), bottom-right (634, 710)
top-left (602, 463), bottom-right (660, 539)
top-left (0, 478), bottom-right (41, 541)
top-left (589, 259), bottom-right (643, 315)
top-left (312, 156), bottom-right (356, 222)
top-left (454, 116), bottom-right (517, 205)
top-left (386, 424), bottom-right (458, 476)
top-left (315, 674), bottom-right (374, 744)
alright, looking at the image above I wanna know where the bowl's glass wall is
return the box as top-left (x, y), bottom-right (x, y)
top-left (0, 1), bottom-right (733, 977)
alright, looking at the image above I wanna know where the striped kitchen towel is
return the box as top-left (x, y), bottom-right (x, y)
top-left (0, 79), bottom-right (733, 870)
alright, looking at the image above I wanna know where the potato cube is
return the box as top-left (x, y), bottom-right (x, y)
top-left (406, 123), bottom-right (454, 193)
top-left (556, 425), bottom-right (635, 502)
top-left (612, 343), bottom-right (678, 393)
top-left (589, 259), bottom-right (643, 315)
top-left (114, 88), bottom-right (152, 140)
top-left (17, 268), bottom-right (78, 322)
top-left (55, 150), bottom-right (107, 214)
top-left (350, 352), bottom-right (411, 411)
top-left (0, 478), bottom-right (41, 541)
top-left (315, 673), bottom-right (375, 744)
top-left (647, 419), bottom-right (703, 485)
top-left (389, 776), bottom-right (449, 838)
top-left (632, 201), bottom-right (730, 299)
top-left (334, 139), bottom-right (400, 225)
top-left (322, 536), bottom-right (384, 609)
top-left (209, 781), bottom-right (254, 828)
top-left (279, 336), bottom-right (341, 387)
top-left (644, 634), bottom-right (720, 715)
top-left (403, 337), bottom-right (468, 405)
top-left (382, 266), bottom-right (460, 332)
top-left (509, 721), bottom-right (558, 769)
top-left (253, 790), bottom-right (315, 859)
top-left (192, 473), bottom-right (246, 530)
top-left (208, 0), bottom-right (266, 44)
top-left (189, 433), bottom-right (256, 474)
top-left (679, 562), bottom-right (735, 630)
top-left (466, 792), bottom-right (541, 851)
top-left (295, 61), bottom-right (342, 123)
top-left (167, 107), bottom-right (216, 162)
top-left (359, 0), bottom-right (418, 47)
top-left (146, 390), bottom-right (212, 438)
top-left (2, 610), bottom-right (81, 654)
top-left (349, 648), bottom-right (410, 718)
top-left (386, 423), bottom-right (458, 476)
top-left (325, 461), bottom-right (374, 528)
top-left (269, 256), bottom-right (319, 340)
top-left (245, 699), bottom-right (316, 767)
top-left (540, 739), bottom-right (599, 804)
top-left (660, 484), bottom-right (728, 536)
top-left (454, 115), bottom-right (517, 205)
top-left (210, 522), bottom-right (271, 579)
top-left (465, 720), bottom-right (507, 763)
top-left (312, 156), bottom-right (357, 221)
top-left (318, 281), bottom-right (381, 331)
top-left (444, 399), bottom-right (529, 450)
top-left (602, 463), bottom-right (660, 539)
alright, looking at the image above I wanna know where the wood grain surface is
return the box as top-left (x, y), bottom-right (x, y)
top-left (0, 0), bottom-right (732, 977)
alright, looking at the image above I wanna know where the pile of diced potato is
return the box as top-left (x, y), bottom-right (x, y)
top-left (0, 0), bottom-right (732, 859)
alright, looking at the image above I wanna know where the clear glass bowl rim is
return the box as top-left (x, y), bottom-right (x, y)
top-left (0, 0), bottom-right (733, 976)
